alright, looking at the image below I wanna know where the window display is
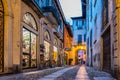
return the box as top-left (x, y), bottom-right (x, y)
top-left (23, 28), bottom-right (30, 53)
top-left (44, 41), bottom-right (50, 61)
top-left (53, 46), bottom-right (58, 62)
top-left (22, 28), bottom-right (37, 68)
top-left (31, 33), bottom-right (37, 67)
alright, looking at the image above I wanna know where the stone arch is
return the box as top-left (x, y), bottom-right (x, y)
top-left (72, 45), bottom-right (86, 64)
top-left (23, 12), bottom-right (38, 30)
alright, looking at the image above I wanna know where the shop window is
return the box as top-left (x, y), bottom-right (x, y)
top-left (22, 28), bottom-right (37, 68)
top-left (23, 13), bottom-right (37, 30)
top-left (53, 46), bottom-right (58, 62)
top-left (44, 41), bottom-right (50, 61)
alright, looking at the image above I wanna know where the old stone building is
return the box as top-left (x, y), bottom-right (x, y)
top-left (113, 0), bottom-right (120, 79)
top-left (35, 0), bottom-right (65, 68)
top-left (0, 0), bottom-right (65, 74)
top-left (86, 0), bottom-right (120, 78)
top-left (0, 0), bottom-right (44, 73)
top-left (64, 23), bottom-right (73, 65)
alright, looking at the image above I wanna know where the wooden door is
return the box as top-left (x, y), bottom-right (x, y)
top-left (103, 28), bottom-right (111, 72)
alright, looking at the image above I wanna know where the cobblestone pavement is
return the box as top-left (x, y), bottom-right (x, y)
top-left (56, 65), bottom-right (80, 80)
top-left (38, 66), bottom-right (76, 80)
top-left (86, 66), bottom-right (116, 80)
top-left (75, 65), bottom-right (90, 80)
top-left (0, 67), bottom-right (64, 80)
top-left (0, 65), bottom-right (116, 80)
top-left (56, 65), bottom-right (116, 80)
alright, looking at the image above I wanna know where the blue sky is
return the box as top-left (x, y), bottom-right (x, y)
top-left (59, 0), bottom-right (82, 23)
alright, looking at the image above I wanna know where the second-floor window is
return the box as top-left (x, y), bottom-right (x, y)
top-left (78, 35), bottom-right (82, 44)
top-left (103, 0), bottom-right (108, 27)
top-left (77, 21), bottom-right (83, 29)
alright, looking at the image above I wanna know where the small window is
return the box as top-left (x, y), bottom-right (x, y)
top-left (23, 13), bottom-right (37, 30)
top-left (78, 35), bottom-right (82, 44)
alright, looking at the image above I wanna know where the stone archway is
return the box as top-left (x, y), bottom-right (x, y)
top-left (72, 45), bottom-right (86, 65)
top-left (0, 0), bottom-right (4, 72)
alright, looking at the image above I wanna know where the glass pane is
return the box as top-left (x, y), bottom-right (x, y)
top-left (23, 13), bottom-right (37, 30)
top-left (53, 46), bottom-right (57, 62)
top-left (22, 55), bottom-right (30, 68)
top-left (44, 41), bottom-right (50, 61)
top-left (31, 33), bottom-right (37, 67)
top-left (22, 28), bottom-right (30, 53)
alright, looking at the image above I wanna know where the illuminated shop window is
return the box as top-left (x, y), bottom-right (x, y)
top-left (23, 13), bottom-right (37, 30)
top-left (22, 28), bottom-right (37, 68)
top-left (22, 13), bottom-right (37, 69)
top-left (44, 41), bottom-right (50, 61)
top-left (53, 46), bottom-right (58, 62)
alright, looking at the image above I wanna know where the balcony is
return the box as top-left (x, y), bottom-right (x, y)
top-left (34, 0), bottom-right (61, 26)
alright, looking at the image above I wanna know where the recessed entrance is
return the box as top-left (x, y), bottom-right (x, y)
top-left (103, 27), bottom-right (111, 72)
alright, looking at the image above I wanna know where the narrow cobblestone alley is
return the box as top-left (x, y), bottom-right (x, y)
top-left (0, 65), bottom-right (116, 80)
top-left (0, 0), bottom-right (120, 79)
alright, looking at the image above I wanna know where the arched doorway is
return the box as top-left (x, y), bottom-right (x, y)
top-left (0, 0), bottom-right (4, 72)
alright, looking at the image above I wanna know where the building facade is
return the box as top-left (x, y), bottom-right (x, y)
top-left (86, 0), bottom-right (120, 78)
top-left (64, 23), bottom-right (73, 65)
top-left (0, 0), bottom-right (65, 74)
top-left (86, 0), bottom-right (103, 69)
top-left (113, 0), bottom-right (120, 79)
top-left (71, 17), bottom-right (87, 65)
top-left (71, 17), bottom-right (86, 46)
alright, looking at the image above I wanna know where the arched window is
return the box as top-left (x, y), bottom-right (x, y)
top-left (0, 0), bottom-right (4, 72)
top-left (23, 13), bottom-right (37, 30)
top-left (22, 13), bottom-right (38, 69)
top-left (44, 30), bottom-right (50, 41)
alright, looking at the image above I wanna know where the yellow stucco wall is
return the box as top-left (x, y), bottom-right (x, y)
top-left (70, 45), bottom-right (86, 65)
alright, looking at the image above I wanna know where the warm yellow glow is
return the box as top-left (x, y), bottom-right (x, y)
top-left (67, 45), bottom-right (87, 65)
top-left (81, 46), bottom-right (83, 49)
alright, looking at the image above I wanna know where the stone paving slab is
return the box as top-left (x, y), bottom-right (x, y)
top-left (75, 78), bottom-right (90, 80)
top-left (94, 77), bottom-right (117, 80)
top-left (75, 65), bottom-right (90, 80)
top-left (0, 67), bottom-right (64, 80)
top-left (38, 66), bottom-right (75, 80)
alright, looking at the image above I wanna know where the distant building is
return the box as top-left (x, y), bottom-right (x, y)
top-left (64, 23), bottom-right (73, 65)
top-left (69, 0), bottom-right (87, 65)
top-left (71, 17), bottom-right (86, 46)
